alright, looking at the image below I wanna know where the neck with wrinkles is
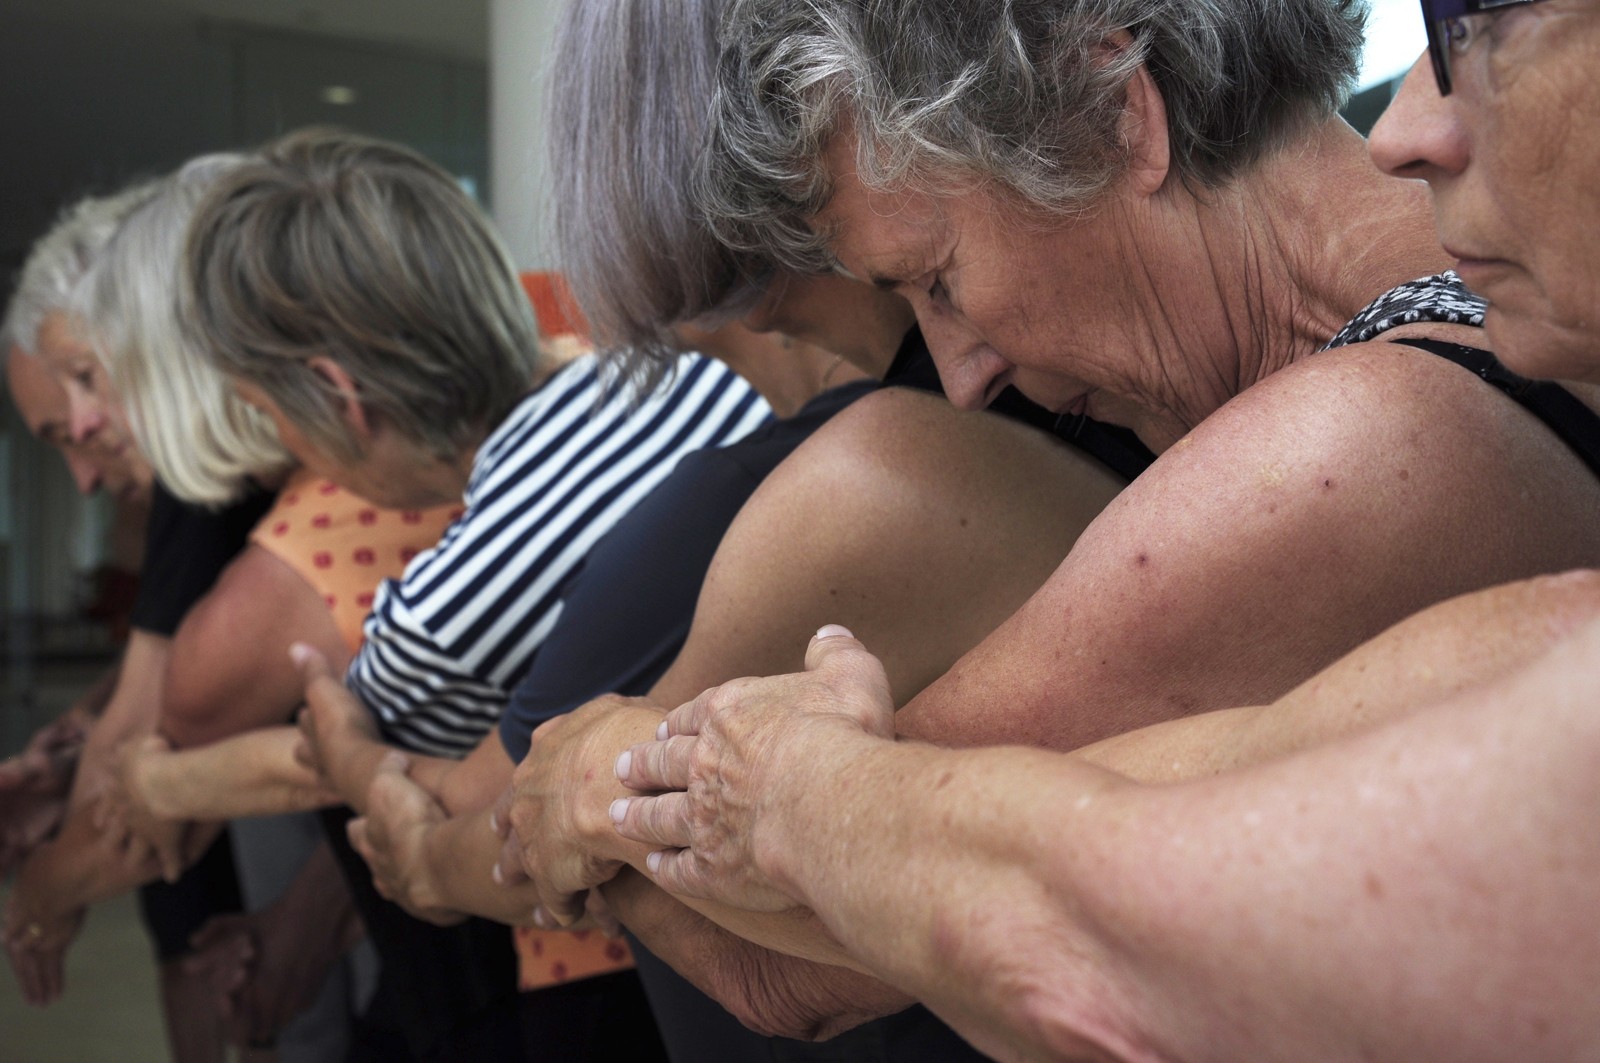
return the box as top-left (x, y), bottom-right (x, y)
top-left (1111, 118), bottom-right (1453, 451)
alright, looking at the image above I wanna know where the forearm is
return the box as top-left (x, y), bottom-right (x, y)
top-left (424, 809), bottom-right (540, 923)
top-left (138, 728), bottom-right (338, 821)
top-left (320, 727), bottom-right (411, 815)
top-left (70, 633), bottom-right (168, 807)
top-left (1073, 571), bottom-right (1600, 785)
top-left (604, 869), bottom-right (911, 1040)
top-left (25, 805), bottom-right (219, 912)
top-left (433, 734), bottom-right (515, 816)
top-left (751, 728), bottom-right (1141, 1063)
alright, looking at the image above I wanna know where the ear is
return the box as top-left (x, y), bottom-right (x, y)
top-left (1109, 33), bottom-right (1171, 198)
top-left (307, 356), bottom-right (373, 441)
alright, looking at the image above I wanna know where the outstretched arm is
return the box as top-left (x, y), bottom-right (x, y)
top-left (619, 622), bottom-right (1600, 1063)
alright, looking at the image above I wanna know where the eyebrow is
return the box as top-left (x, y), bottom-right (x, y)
top-left (864, 254), bottom-right (927, 291)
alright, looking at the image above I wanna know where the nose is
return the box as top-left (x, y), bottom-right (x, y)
top-left (915, 308), bottom-right (1012, 411)
top-left (63, 451), bottom-right (103, 496)
top-left (1369, 55), bottom-right (1470, 181)
top-left (65, 392), bottom-right (106, 444)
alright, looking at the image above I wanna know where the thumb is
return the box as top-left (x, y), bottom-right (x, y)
top-left (289, 642), bottom-right (335, 686)
top-left (804, 623), bottom-right (863, 668)
top-left (374, 750), bottom-right (412, 778)
top-left (804, 624), bottom-right (894, 733)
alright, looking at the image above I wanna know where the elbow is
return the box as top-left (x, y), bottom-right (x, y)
top-left (1003, 973), bottom-right (1162, 1063)
top-left (158, 684), bottom-right (229, 749)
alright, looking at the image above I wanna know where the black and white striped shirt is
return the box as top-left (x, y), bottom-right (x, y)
top-left (346, 353), bottom-right (771, 756)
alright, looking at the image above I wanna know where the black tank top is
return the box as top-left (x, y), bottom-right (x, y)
top-left (1324, 271), bottom-right (1600, 480)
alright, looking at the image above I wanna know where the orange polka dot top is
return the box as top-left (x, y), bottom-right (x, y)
top-left (249, 468), bottom-right (461, 654)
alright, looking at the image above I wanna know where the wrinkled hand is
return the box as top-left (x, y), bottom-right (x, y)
top-left (347, 753), bottom-right (464, 926)
top-left (291, 643), bottom-right (377, 786)
top-left (611, 627), bottom-right (893, 911)
top-left (95, 734), bottom-right (187, 884)
top-left (0, 716), bottom-right (87, 877)
top-left (2, 854), bottom-right (87, 1006)
top-left (497, 696), bottom-right (663, 926)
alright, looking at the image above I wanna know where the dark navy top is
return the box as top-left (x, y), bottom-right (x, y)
top-left (498, 377), bottom-right (874, 757)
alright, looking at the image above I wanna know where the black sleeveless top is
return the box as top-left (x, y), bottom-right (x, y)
top-left (1323, 271), bottom-right (1600, 480)
top-left (886, 328), bottom-right (1158, 482)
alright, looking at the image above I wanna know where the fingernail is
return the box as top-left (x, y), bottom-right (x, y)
top-left (288, 642), bottom-right (313, 666)
top-left (646, 850), bottom-right (663, 874)
top-left (532, 907), bottom-right (549, 929)
top-left (609, 798), bottom-right (629, 824)
top-left (491, 862), bottom-right (504, 885)
top-left (614, 749), bottom-right (632, 779)
top-left (488, 811), bottom-right (499, 834)
top-left (815, 624), bottom-right (854, 640)
top-left (656, 720), bottom-right (669, 741)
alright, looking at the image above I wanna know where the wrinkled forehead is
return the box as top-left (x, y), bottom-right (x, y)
top-left (811, 135), bottom-right (950, 285)
top-left (5, 345), bottom-right (70, 436)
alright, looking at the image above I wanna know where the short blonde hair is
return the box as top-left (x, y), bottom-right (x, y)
top-left (80, 155), bottom-right (293, 506)
top-left (184, 129), bottom-right (546, 464)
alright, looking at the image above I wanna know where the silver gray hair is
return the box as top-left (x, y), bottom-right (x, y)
top-left (2, 180), bottom-right (162, 355)
top-left (79, 155), bottom-right (293, 507)
top-left (184, 129), bottom-right (546, 465)
top-left (701, 0), bottom-right (1367, 269)
top-left (545, 0), bottom-right (773, 386)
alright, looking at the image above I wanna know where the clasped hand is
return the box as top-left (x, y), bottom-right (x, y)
top-left (495, 695), bottom-right (664, 926)
top-left (610, 626), bottom-right (895, 912)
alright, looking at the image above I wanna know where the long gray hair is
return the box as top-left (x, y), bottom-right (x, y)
top-left (80, 156), bottom-right (293, 506)
top-left (700, 0), bottom-right (1366, 269)
top-left (544, 0), bottom-right (777, 385)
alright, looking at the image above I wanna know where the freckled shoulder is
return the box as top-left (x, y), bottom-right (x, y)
top-left (900, 341), bottom-right (1600, 749)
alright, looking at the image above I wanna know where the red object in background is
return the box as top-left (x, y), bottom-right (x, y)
top-left (519, 272), bottom-right (588, 338)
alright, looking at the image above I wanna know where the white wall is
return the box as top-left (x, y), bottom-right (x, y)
top-left (488, 0), bottom-right (558, 268)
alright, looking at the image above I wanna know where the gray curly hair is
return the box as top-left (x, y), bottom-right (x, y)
top-left (700, 0), bottom-right (1366, 269)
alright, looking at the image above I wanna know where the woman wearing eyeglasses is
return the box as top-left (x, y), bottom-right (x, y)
top-left (595, 1), bottom-right (1600, 1059)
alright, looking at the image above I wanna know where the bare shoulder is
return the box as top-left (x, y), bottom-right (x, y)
top-left (660, 391), bottom-right (1124, 705)
top-left (903, 345), bottom-right (1600, 746)
top-left (754, 386), bottom-right (1124, 527)
top-left (1207, 338), bottom-right (1594, 470)
top-left (1102, 339), bottom-right (1600, 541)
top-left (165, 544), bottom-right (343, 743)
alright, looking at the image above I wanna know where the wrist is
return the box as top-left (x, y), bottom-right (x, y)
top-left (412, 820), bottom-right (454, 913)
top-left (755, 720), bottom-right (882, 906)
top-left (577, 707), bottom-right (665, 851)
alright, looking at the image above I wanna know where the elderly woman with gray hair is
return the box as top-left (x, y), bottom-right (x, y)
top-left (328, 1), bottom-right (1135, 1059)
top-left (598, 2), bottom-right (1600, 1059)
top-left (613, 1), bottom-right (1600, 753)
